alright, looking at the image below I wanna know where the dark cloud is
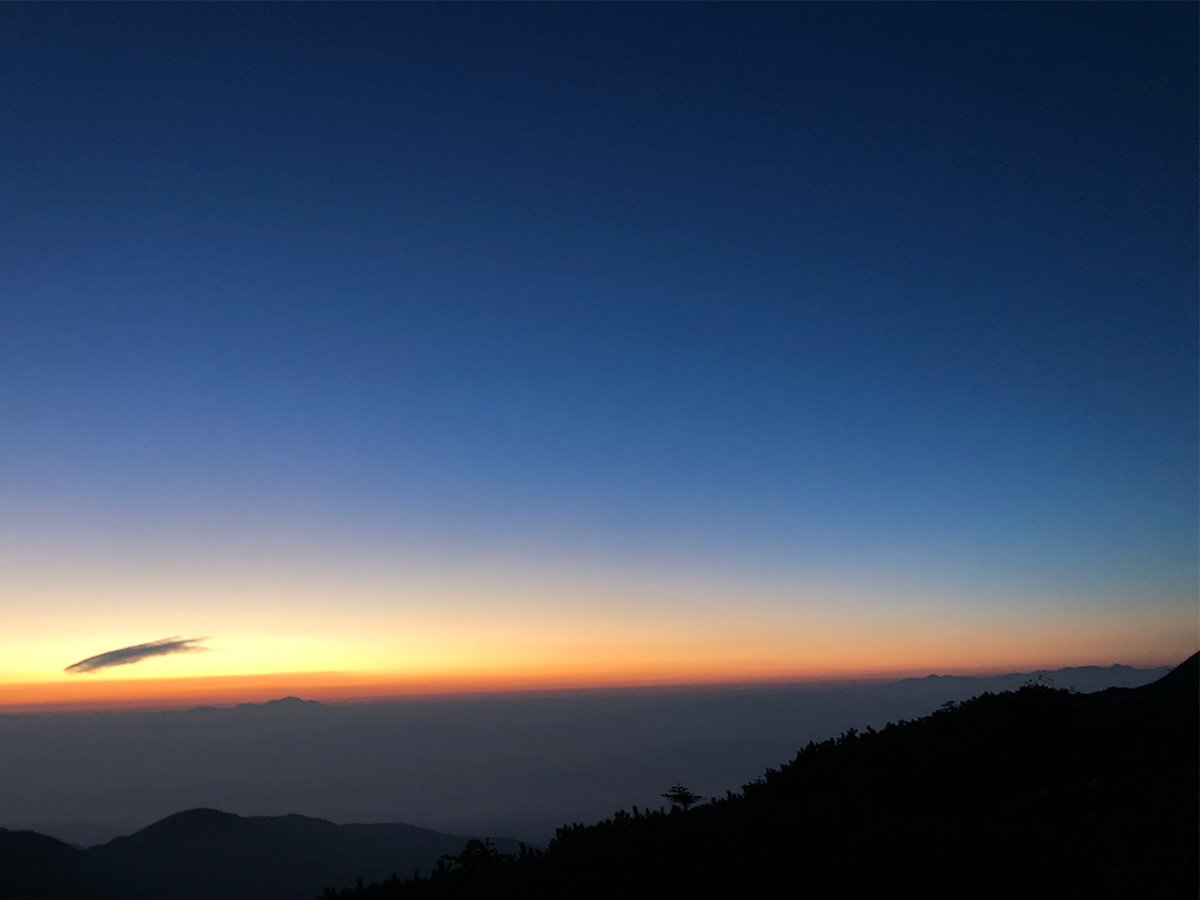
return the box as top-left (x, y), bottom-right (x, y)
top-left (64, 637), bottom-right (208, 674)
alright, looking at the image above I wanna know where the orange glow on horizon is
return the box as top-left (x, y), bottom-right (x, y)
top-left (3, 641), bottom-right (1194, 714)
top-left (4, 583), bottom-right (1195, 713)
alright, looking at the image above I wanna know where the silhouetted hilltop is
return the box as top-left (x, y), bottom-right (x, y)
top-left (0, 811), bottom-right (521, 900)
top-left (87, 809), bottom-right (523, 900)
top-left (324, 653), bottom-right (1198, 899)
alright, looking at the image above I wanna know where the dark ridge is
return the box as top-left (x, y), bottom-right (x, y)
top-left (131, 807), bottom-right (244, 834)
top-left (0, 828), bottom-right (106, 899)
top-left (85, 811), bottom-right (520, 900)
top-left (322, 652), bottom-right (1199, 899)
top-left (0, 811), bottom-right (522, 900)
top-left (890, 662), bottom-right (1172, 690)
top-left (1137, 650), bottom-right (1198, 698)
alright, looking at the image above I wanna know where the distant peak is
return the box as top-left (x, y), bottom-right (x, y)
top-left (168, 807), bottom-right (237, 820)
top-left (235, 696), bottom-right (321, 710)
top-left (138, 808), bottom-right (242, 834)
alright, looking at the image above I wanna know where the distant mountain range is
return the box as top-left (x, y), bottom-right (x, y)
top-left (0, 811), bottom-right (522, 900)
top-left (885, 661), bottom-right (1172, 695)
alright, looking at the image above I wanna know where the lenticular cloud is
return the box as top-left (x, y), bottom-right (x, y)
top-left (64, 637), bottom-right (208, 674)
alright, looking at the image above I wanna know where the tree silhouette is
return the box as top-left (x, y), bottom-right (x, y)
top-left (661, 784), bottom-right (701, 811)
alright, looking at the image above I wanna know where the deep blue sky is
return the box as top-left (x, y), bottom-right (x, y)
top-left (1, 4), bottom-right (1195, 687)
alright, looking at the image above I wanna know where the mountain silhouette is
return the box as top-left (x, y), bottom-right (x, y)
top-left (1, 811), bottom-right (521, 900)
top-left (322, 652), bottom-right (1198, 899)
top-left (0, 828), bottom-right (107, 900)
top-left (888, 662), bottom-right (1172, 695)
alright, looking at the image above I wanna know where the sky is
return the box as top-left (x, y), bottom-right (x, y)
top-left (1, 4), bottom-right (1196, 709)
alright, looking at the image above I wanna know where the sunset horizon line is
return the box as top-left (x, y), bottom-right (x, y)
top-left (3, 649), bottom-right (1192, 715)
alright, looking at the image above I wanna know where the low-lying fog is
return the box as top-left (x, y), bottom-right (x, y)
top-left (0, 663), bottom-right (1168, 846)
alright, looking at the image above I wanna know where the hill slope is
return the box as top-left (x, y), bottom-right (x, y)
top-left (0, 812), bottom-right (520, 900)
top-left (90, 810), bottom-right (525, 900)
top-left (0, 828), bottom-right (107, 900)
top-left (325, 653), bottom-right (1198, 899)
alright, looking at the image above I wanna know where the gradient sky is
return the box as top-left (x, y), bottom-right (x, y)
top-left (1, 4), bottom-right (1196, 707)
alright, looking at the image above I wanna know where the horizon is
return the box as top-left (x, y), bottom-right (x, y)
top-left (1, 653), bottom-right (1186, 715)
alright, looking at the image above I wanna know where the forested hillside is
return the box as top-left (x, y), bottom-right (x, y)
top-left (322, 653), bottom-right (1198, 899)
